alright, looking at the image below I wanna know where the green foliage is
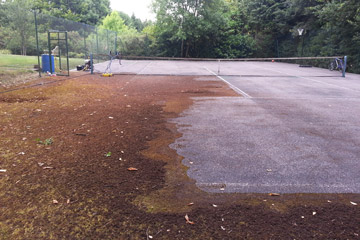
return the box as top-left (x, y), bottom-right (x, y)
top-left (31, 0), bottom-right (111, 25)
top-left (1, 0), bottom-right (360, 73)
top-left (152, 0), bottom-right (231, 58)
top-left (35, 138), bottom-right (53, 146)
top-left (0, 49), bottom-right (11, 55)
top-left (101, 11), bottom-right (129, 33)
top-left (0, 0), bottom-right (35, 55)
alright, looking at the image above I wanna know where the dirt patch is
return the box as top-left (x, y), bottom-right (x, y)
top-left (0, 74), bottom-right (359, 239)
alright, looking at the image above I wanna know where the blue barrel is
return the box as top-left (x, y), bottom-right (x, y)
top-left (41, 54), bottom-right (55, 73)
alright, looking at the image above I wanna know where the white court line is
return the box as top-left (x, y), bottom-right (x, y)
top-left (203, 66), bottom-right (252, 98)
top-left (197, 182), bottom-right (353, 188)
top-left (137, 61), bottom-right (153, 75)
top-left (258, 64), bottom-right (360, 92)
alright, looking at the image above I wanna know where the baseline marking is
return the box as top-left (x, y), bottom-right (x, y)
top-left (258, 64), bottom-right (360, 92)
top-left (137, 61), bottom-right (153, 75)
top-left (203, 66), bottom-right (252, 98)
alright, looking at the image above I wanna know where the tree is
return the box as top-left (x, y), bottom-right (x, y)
top-left (152, 0), bottom-right (229, 57)
top-left (0, 0), bottom-right (34, 55)
top-left (31, 0), bottom-right (111, 25)
top-left (100, 11), bottom-right (129, 33)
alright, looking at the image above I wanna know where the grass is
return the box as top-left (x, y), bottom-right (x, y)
top-left (0, 54), bottom-right (85, 71)
top-left (0, 54), bottom-right (38, 70)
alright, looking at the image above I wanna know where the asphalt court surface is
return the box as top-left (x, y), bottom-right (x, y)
top-left (96, 60), bottom-right (360, 193)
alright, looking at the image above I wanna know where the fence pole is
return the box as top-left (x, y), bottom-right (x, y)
top-left (84, 31), bottom-right (87, 58)
top-left (34, 11), bottom-right (41, 77)
top-left (115, 32), bottom-right (117, 52)
top-left (48, 31), bottom-right (53, 74)
top-left (107, 29), bottom-right (109, 52)
top-left (58, 32), bottom-right (62, 71)
top-left (65, 32), bottom-right (70, 76)
top-left (90, 53), bottom-right (93, 74)
top-left (96, 28), bottom-right (99, 63)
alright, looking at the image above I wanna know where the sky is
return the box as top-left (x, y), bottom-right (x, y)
top-left (110, 0), bottom-right (155, 21)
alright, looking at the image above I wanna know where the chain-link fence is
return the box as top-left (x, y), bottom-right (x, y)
top-left (0, 5), bottom-right (117, 76)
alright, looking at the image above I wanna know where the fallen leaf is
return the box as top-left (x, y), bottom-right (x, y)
top-left (269, 193), bottom-right (280, 196)
top-left (53, 199), bottom-right (59, 204)
top-left (127, 167), bottom-right (138, 171)
top-left (187, 202), bottom-right (194, 206)
top-left (185, 214), bottom-right (195, 224)
top-left (350, 201), bottom-right (358, 206)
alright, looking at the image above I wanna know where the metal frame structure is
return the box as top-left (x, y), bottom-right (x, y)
top-left (47, 30), bottom-right (70, 76)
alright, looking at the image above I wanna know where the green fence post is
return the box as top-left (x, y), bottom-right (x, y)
top-left (115, 32), bottom-right (117, 52)
top-left (84, 32), bottom-right (87, 58)
top-left (58, 32), bottom-right (62, 71)
top-left (107, 29), bottom-right (109, 52)
top-left (90, 53), bottom-right (93, 74)
top-left (65, 32), bottom-right (70, 76)
top-left (34, 11), bottom-right (41, 77)
top-left (48, 31), bottom-right (53, 74)
top-left (96, 28), bottom-right (99, 63)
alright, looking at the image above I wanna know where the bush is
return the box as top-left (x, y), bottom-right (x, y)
top-left (68, 52), bottom-right (85, 59)
top-left (0, 49), bottom-right (12, 54)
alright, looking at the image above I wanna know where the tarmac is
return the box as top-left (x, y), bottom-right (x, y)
top-left (95, 59), bottom-right (360, 193)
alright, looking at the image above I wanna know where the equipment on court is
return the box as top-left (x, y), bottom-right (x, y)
top-left (329, 57), bottom-right (344, 72)
top-left (103, 51), bottom-right (122, 74)
top-left (76, 58), bottom-right (92, 71)
top-left (102, 73), bottom-right (113, 77)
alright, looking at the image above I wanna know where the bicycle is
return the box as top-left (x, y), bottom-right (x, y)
top-left (329, 57), bottom-right (344, 71)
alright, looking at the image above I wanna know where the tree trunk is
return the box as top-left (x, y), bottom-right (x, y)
top-left (185, 41), bottom-right (190, 58)
top-left (181, 39), bottom-right (184, 57)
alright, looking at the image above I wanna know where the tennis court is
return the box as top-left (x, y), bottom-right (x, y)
top-left (96, 59), bottom-right (360, 194)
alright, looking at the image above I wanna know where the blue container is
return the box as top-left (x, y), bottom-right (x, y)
top-left (41, 54), bottom-right (55, 73)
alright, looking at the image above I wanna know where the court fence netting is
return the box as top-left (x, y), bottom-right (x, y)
top-left (0, 5), bottom-right (118, 77)
top-left (0, 5), bottom-right (351, 78)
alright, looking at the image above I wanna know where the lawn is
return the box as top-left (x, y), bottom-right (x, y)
top-left (0, 54), bottom-right (85, 71)
top-left (0, 54), bottom-right (38, 70)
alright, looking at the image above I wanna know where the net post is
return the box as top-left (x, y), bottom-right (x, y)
top-left (90, 53), bottom-right (93, 74)
top-left (342, 56), bottom-right (347, 78)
